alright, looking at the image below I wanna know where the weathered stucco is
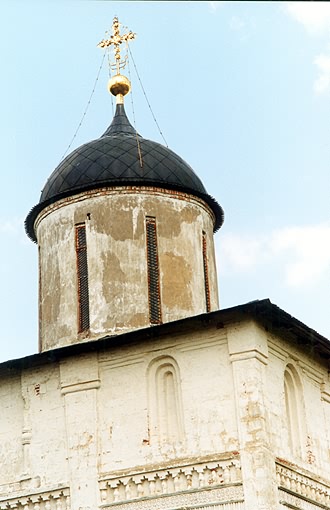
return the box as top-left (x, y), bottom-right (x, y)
top-left (35, 187), bottom-right (218, 352)
top-left (1, 318), bottom-right (330, 510)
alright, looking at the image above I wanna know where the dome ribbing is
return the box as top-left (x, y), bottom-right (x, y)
top-left (25, 105), bottom-right (224, 242)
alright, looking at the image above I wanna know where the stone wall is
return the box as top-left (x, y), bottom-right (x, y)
top-left (266, 332), bottom-right (330, 479)
top-left (36, 187), bottom-right (218, 351)
top-left (1, 317), bottom-right (330, 509)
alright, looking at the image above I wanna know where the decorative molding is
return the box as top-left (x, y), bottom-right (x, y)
top-left (320, 383), bottom-right (330, 404)
top-left (299, 364), bottom-right (323, 386)
top-left (60, 379), bottom-right (100, 395)
top-left (99, 354), bottom-right (145, 370)
top-left (99, 488), bottom-right (243, 510)
top-left (268, 341), bottom-right (324, 385)
top-left (279, 490), bottom-right (329, 510)
top-left (99, 336), bottom-right (227, 368)
top-left (180, 336), bottom-right (227, 352)
top-left (191, 505), bottom-right (244, 510)
top-left (229, 348), bottom-right (268, 365)
top-left (99, 488), bottom-right (244, 510)
top-left (268, 341), bottom-right (288, 362)
top-left (0, 487), bottom-right (70, 510)
top-left (35, 186), bottom-right (215, 231)
top-left (276, 460), bottom-right (330, 508)
top-left (99, 458), bottom-right (242, 507)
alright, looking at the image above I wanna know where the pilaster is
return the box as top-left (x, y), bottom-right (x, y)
top-left (60, 353), bottom-right (100, 510)
top-left (228, 319), bottom-right (279, 509)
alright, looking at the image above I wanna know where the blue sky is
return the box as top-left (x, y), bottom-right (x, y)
top-left (1, 1), bottom-right (330, 362)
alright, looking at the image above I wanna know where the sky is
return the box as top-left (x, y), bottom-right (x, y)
top-left (1, 1), bottom-right (330, 362)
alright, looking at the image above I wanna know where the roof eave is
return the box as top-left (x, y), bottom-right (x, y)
top-left (25, 181), bottom-right (224, 243)
top-left (2, 299), bottom-right (329, 372)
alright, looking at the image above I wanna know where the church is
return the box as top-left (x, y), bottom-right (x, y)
top-left (1, 18), bottom-right (330, 510)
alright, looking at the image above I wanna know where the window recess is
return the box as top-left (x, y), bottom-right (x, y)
top-left (75, 224), bottom-right (90, 333)
top-left (146, 217), bottom-right (162, 324)
top-left (202, 231), bottom-right (211, 313)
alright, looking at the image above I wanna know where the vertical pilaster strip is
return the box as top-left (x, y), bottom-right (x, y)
top-left (20, 374), bottom-right (32, 478)
top-left (146, 217), bottom-right (162, 324)
top-left (75, 224), bottom-right (90, 332)
top-left (202, 231), bottom-right (211, 312)
top-left (60, 354), bottom-right (100, 510)
top-left (38, 245), bottom-right (42, 353)
top-left (228, 321), bottom-right (279, 509)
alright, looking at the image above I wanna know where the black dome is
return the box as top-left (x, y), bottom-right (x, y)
top-left (25, 104), bottom-right (224, 242)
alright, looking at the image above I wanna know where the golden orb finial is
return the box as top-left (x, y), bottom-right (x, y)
top-left (108, 74), bottom-right (131, 104)
top-left (97, 17), bottom-right (136, 104)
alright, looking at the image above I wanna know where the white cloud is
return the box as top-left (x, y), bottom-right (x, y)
top-left (284, 2), bottom-right (330, 35)
top-left (0, 218), bottom-right (22, 234)
top-left (271, 224), bottom-right (330, 286)
top-left (228, 14), bottom-right (256, 42)
top-left (219, 233), bottom-right (267, 271)
top-left (284, 3), bottom-right (330, 95)
top-left (208, 2), bottom-right (222, 13)
top-left (229, 16), bottom-right (245, 32)
top-left (217, 223), bottom-right (330, 288)
top-left (314, 54), bottom-right (330, 94)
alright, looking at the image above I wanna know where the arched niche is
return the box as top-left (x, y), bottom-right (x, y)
top-left (284, 363), bottom-right (305, 458)
top-left (147, 356), bottom-right (184, 445)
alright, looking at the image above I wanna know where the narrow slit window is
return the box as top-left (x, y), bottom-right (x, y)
top-left (202, 231), bottom-right (211, 312)
top-left (146, 217), bottom-right (162, 324)
top-left (75, 224), bottom-right (90, 332)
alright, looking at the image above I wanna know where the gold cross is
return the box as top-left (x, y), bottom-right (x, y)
top-left (98, 17), bottom-right (136, 75)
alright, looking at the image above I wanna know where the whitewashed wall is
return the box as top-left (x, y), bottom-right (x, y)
top-left (1, 318), bottom-right (330, 510)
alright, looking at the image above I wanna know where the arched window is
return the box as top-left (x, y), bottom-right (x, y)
top-left (284, 364), bottom-right (304, 458)
top-left (148, 356), bottom-right (184, 445)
